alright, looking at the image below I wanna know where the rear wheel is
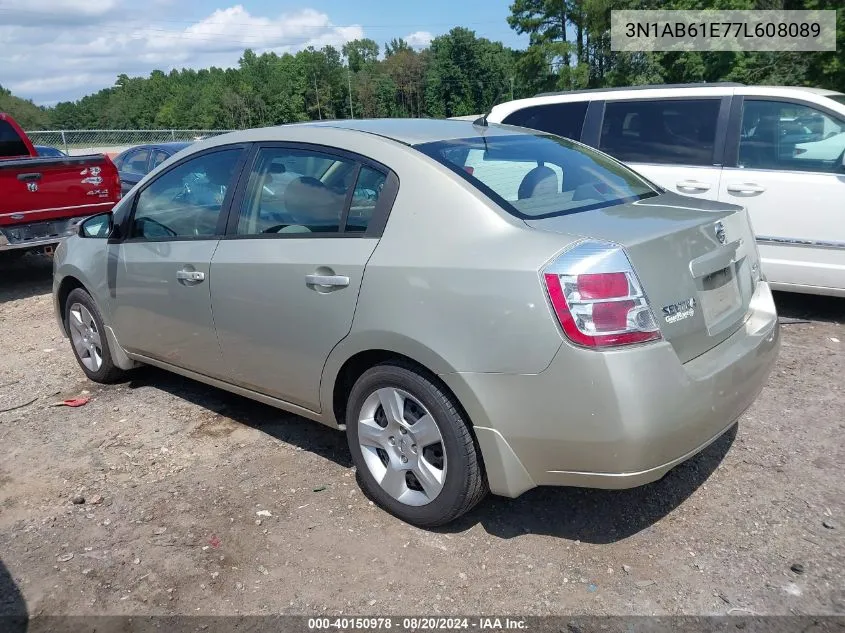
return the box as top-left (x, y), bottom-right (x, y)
top-left (65, 288), bottom-right (126, 384)
top-left (345, 362), bottom-right (487, 526)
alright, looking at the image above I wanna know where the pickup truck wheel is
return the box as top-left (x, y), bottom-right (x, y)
top-left (65, 288), bottom-right (126, 384)
top-left (346, 363), bottom-right (488, 527)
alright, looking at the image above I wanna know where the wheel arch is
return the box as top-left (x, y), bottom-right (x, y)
top-left (322, 333), bottom-right (464, 429)
top-left (56, 274), bottom-right (89, 335)
top-left (56, 273), bottom-right (137, 371)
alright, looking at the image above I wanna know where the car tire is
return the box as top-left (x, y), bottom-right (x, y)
top-left (346, 362), bottom-right (488, 527)
top-left (65, 288), bottom-right (127, 384)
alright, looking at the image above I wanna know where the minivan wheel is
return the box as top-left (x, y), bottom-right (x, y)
top-left (345, 363), bottom-right (487, 527)
top-left (65, 288), bottom-right (126, 384)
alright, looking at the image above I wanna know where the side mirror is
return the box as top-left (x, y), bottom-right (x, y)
top-left (78, 212), bottom-right (113, 239)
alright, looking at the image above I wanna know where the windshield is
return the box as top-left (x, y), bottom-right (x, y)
top-left (416, 133), bottom-right (658, 219)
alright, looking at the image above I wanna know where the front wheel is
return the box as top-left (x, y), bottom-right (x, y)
top-left (65, 288), bottom-right (127, 384)
top-left (345, 363), bottom-right (487, 527)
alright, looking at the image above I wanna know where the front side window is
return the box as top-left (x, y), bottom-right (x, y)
top-left (236, 147), bottom-right (361, 236)
top-left (599, 99), bottom-right (721, 166)
top-left (502, 102), bottom-right (589, 141)
top-left (738, 100), bottom-right (845, 173)
top-left (131, 148), bottom-right (243, 239)
top-left (417, 133), bottom-right (657, 219)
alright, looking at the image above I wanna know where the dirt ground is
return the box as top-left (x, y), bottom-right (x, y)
top-left (0, 253), bottom-right (843, 618)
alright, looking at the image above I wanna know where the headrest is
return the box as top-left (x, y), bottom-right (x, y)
top-left (284, 176), bottom-right (344, 220)
top-left (518, 165), bottom-right (559, 200)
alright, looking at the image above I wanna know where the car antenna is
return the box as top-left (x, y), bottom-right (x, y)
top-left (473, 80), bottom-right (509, 128)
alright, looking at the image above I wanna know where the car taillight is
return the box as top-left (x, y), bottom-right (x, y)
top-left (542, 240), bottom-right (661, 349)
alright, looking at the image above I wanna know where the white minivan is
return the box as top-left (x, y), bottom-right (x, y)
top-left (486, 83), bottom-right (845, 297)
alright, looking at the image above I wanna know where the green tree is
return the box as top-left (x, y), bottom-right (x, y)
top-left (0, 85), bottom-right (50, 128)
top-left (425, 27), bottom-right (515, 117)
top-left (343, 38), bottom-right (380, 73)
top-left (385, 38), bottom-right (412, 58)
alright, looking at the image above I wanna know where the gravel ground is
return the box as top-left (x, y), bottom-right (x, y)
top-left (0, 253), bottom-right (843, 617)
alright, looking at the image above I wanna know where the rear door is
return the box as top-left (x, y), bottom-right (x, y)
top-left (209, 143), bottom-right (397, 411)
top-left (111, 145), bottom-right (248, 376)
top-left (717, 97), bottom-right (845, 293)
top-left (594, 97), bottom-right (729, 199)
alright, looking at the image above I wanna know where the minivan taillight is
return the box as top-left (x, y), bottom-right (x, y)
top-left (542, 241), bottom-right (662, 349)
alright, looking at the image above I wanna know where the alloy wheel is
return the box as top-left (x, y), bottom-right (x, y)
top-left (357, 387), bottom-right (447, 506)
top-left (68, 303), bottom-right (103, 372)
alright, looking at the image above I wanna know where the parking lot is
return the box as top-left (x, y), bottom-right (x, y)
top-left (0, 253), bottom-right (843, 617)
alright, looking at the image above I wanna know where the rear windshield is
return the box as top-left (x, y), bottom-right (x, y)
top-left (829, 95), bottom-right (845, 107)
top-left (416, 133), bottom-right (658, 219)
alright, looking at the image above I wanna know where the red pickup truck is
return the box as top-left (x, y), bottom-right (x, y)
top-left (0, 113), bottom-right (121, 257)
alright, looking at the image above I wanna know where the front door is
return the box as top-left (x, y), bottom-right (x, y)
top-left (717, 98), bottom-right (845, 293)
top-left (112, 146), bottom-right (247, 376)
top-left (210, 144), bottom-right (392, 411)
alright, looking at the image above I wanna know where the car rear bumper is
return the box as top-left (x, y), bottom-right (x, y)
top-left (0, 217), bottom-right (83, 251)
top-left (440, 281), bottom-right (780, 497)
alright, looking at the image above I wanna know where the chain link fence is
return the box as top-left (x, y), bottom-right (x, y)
top-left (25, 129), bottom-right (236, 158)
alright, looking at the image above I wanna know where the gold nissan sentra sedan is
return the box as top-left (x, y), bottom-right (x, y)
top-left (53, 118), bottom-right (780, 526)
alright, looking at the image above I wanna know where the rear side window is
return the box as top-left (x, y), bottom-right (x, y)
top-left (152, 150), bottom-right (171, 170)
top-left (123, 149), bottom-right (151, 176)
top-left (235, 147), bottom-right (359, 236)
top-left (0, 120), bottom-right (29, 158)
top-left (502, 102), bottom-right (588, 141)
top-left (347, 166), bottom-right (387, 233)
top-left (599, 99), bottom-right (721, 166)
top-left (417, 133), bottom-right (657, 220)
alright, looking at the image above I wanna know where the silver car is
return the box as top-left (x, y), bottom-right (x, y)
top-left (53, 119), bottom-right (780, 526)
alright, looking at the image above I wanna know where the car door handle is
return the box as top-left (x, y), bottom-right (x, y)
top-left (676, 179), bottom-right (711, 192)
top-left (176, 269), bottom-right (205, 282)
top-left (726, 182), bottom-right (766, 194)
top-left (305, 274), bottom-right (349, 287)
top-left (17, 172), bottom-right (42, 182)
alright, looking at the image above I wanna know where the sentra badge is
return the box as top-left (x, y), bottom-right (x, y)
top-left (662, 297), bottom-right (696, 323)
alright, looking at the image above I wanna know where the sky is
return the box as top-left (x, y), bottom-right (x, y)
top-left (0, 0), bottom-right (529, 106)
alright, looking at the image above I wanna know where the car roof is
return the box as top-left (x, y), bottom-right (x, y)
top-left (487, 84), bottom-right (845, 123)
top-left (219, 118), bottom-right (527, 147)
top-left (531, 83), bottom-right (843, 99)
top-left (119, 141), bottom-right (190, 154)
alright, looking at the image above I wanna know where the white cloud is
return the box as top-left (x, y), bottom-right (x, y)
top-left (0, 0), bottom-right (121, 25)
top-left (0, 2), bottom-right (363, 104)
top-left (405, 31), bottom-right (433, 48)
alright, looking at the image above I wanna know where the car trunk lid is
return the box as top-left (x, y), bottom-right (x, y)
top-left (526, 193), bottom-right (760, 363)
